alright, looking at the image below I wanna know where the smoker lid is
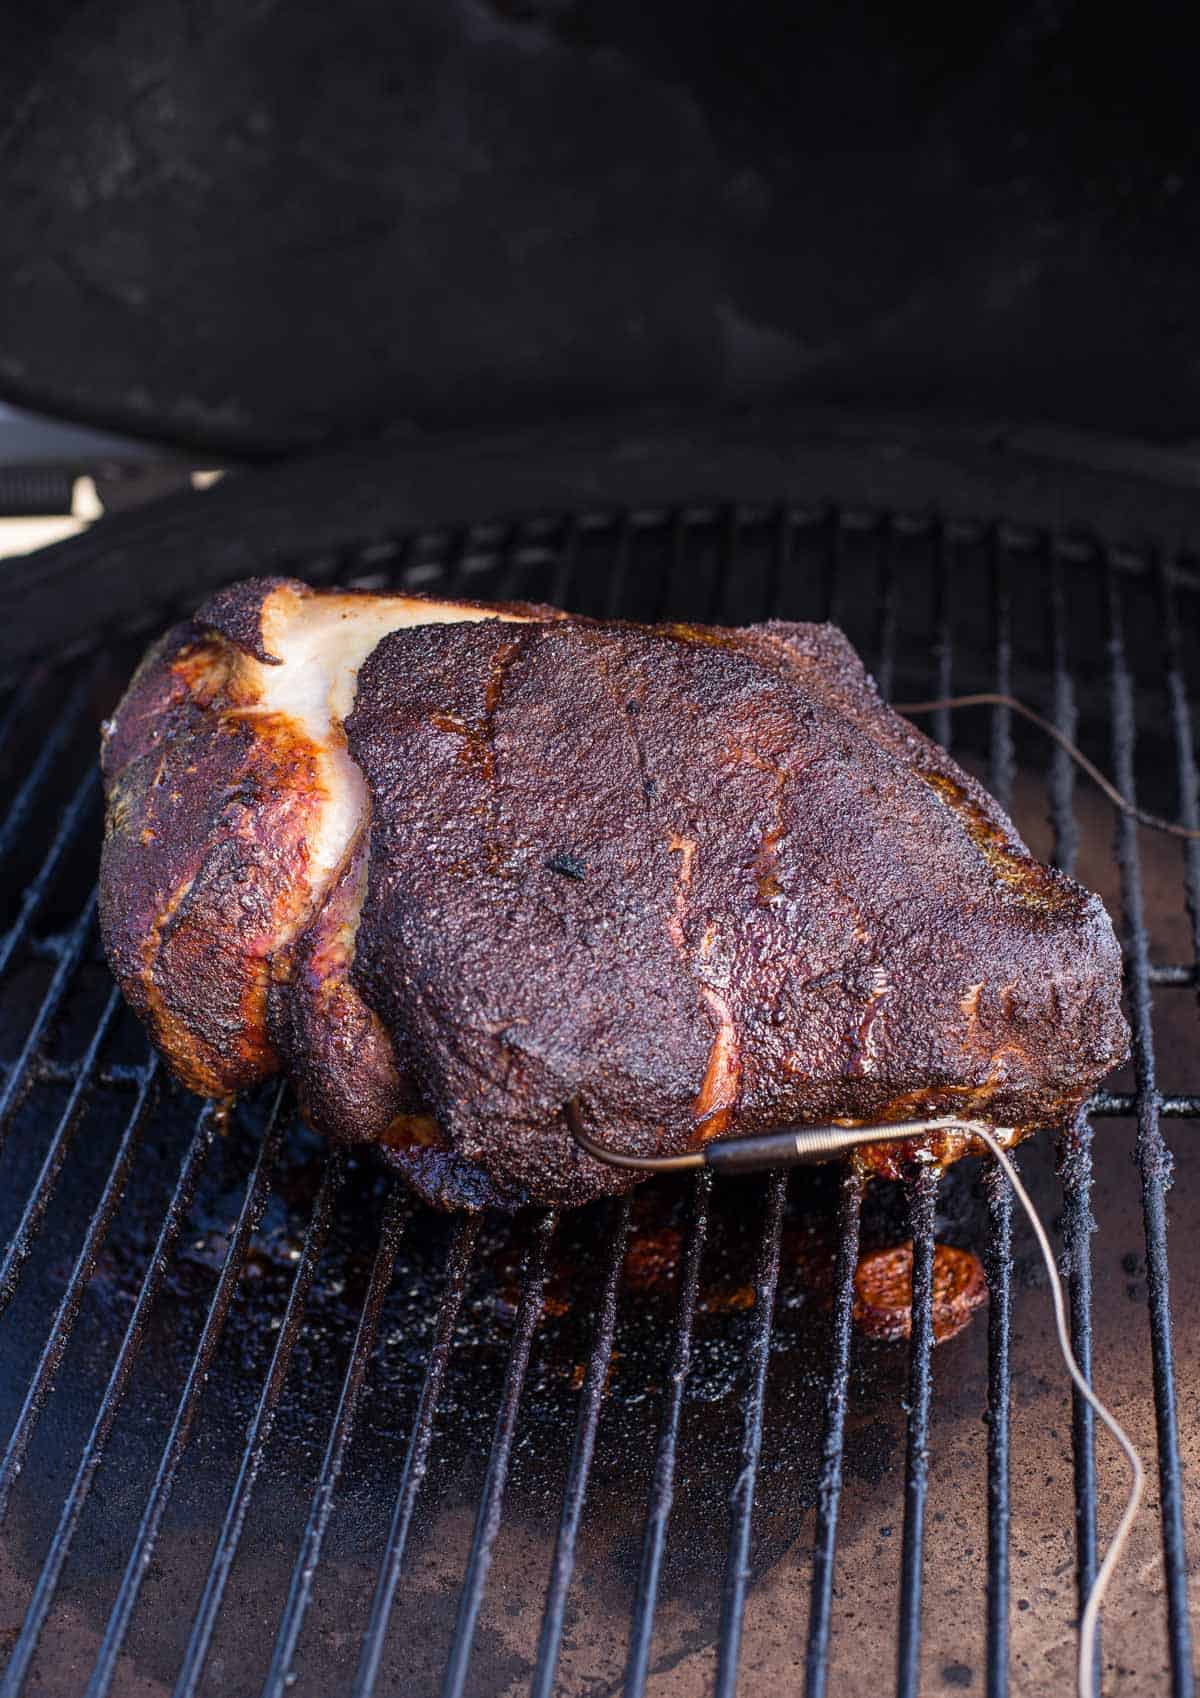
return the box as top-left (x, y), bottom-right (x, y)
top-left (2, 5), bottom-right (1200, 453)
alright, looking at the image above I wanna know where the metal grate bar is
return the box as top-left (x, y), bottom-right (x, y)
top-left (764, 506), bottom-right (794, 625)
top-left (666, 510), bottom-right (688, 617)
top-left (0, 770), bottom-right (100, 980)
top-left (28, 1056), bottom-right (178, 1090)
top-left (874, 518), bottom-right (897, 702)
top-left (438, 524), bottom-right (474, 594)
top-left (706, 504), bottom-right (732, 623)
top-left (354, 1213), bottom-right (483, 1698)
top-left (1146, 964), bottom-right (1197, 987)
top-left (982, 1161), bottom-right (1013, 1698)
top-left (1049, 547), bottom-right (1101, 1665)
top-left (172, 1152), bottom-right (348, 1698)
top-left (0, 672), bottom-right (46, 764)
top-left (623, 1171), bottom-right (712, 1698)
top-left (601, 513), bottom-right (634, 619)
top-left (0, 678), bottom-right (91, 867)
top-left (896, 1163), bottom-right (939, 1698)
top-left (0, 466), bottom-right (75, 518)
top-left (549, 514), bottom-right (579, 610)
top-left (495, 520), bottom-right (532, 602)
top-left (262, 1183), bottom-right (409, 1698)
top-left (0, 1054), bottom-right (159, 1519)
top-left (931, 523), bottom-right (953, 752)
top-left (1106, 559), bottom-right (1195, 1698)
top-left (0, 985), bottom-right (124, 1312)
top-left (1047, 549), bottom-right (1080, 874)
top-left (988, 529), bottom-right (1016, 808)
top-left (529, 1198), bottom-right (631, 1698)
top-left (804, 1167), bottom-right (865, 1698)
top-left (440, 1208), bottom-right (558, 1698)
top-left (1158, 555), bottom-right (1200, 958)
top-left (0, 1102), bottom-right (218, 1698)
top-left (896, 535), bottom-right (952, 1695)
top-left (823, 508), bottom-right (845, 624)
top-left (83, 1097), bottom-right (287, 1698)
top-left (1060, 1114), bottom-right (1099, 1642)
top-left (983, 529), bottom-right (1014, 1698)
top-left (715, 1172), bottom-right (788, 1697)
top-left (1091, 1092), bottom-right (1200, 1117)
top-left (596, 498), bottom-right (730, 1698)
top-left (0, 890), bottom-right (98, 1150)
top-left (382, 532), bottom-right (417, 590)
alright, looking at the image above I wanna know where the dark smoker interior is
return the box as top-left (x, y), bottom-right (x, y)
top-left (0, 8), bottom-right (1198, 1698)
top-left (4, 0), bottom-right (1200, 451)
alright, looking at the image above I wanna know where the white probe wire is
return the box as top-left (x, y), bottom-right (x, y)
top-left (964, 1124), bottom-right (1145, 1698)
top-left (569, 1105), bottom-right (1145, 1695)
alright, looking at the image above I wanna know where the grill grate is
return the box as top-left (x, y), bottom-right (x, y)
top-left (0, 504), bottom-right (1197, 1697)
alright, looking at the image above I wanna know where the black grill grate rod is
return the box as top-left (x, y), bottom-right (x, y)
top-left (894, 529), bottom-right (953, 1698)
top-left (623, 1171), bottom-right (712, 1698)
top-left (549, 513), bottom-right (579, 611)
top-left (528, 1197), bottom-right (631, 1698)
top-left (763, 506), bottom-right (793, 633)
top-left (982, 1160), bottom-right (1013, 1698)
top-left (440, 1207), bottom-right (558, 1698)
top-left (0, 768), bottom-right (100, 981)
top-left (83, 1093), bottom-right (287, 1698)
top-left (0, 1053), bottom-right (159, 1520)
top-left (1146, 963), bottom-right (1197, 986)
top-left (714, 1172), bottom-right (788, 1698)
top-left (0, 672), bottom-right (46, 765)
top-left (0, 890), bottom-right (98, 1151)
top-left (1049, 547), bottom-right (1102, 1676)
top-left (262, 1182), bottom-right (409, 1698)
top-left (804, 511), bottom-right (893, 1698)
top-left (172, 1151), bottom-right (348, 1698)
top-left (823, 507), bottom-right (846, 625)
top-left (803, 1168), bottom-right (864, 1698)
top-left (0, 677), bottom-right (91, 868)
top-left (597, 502), bottom-right (741, 1698)
top-left (983, 528), bottom-right (1015, 1698)
top-left (1059, 1115), bottom-right (1099, 1658)
top-left (0, 1101), bottom-right (218, 1698)
top-left (1090, 1092), bottom-right (1200, 1116)
top-left (931, 522), bottom-right (954, 752)
top-left (873, 517), bottom-right (897, 703)
top-left (895, 1162), bottom-right (939, 1698)
top-left (0, 985), bottom-right (125, 1313)
top-left (600, 512), bottom-right (634, 619)
top-left (1106, 559), bottom-right (1195, 1698)
top-left (709, 516), bottom-right (794, 1697)
top-left (354, 1213), bottom-right (482, 1698)
top-left (987, 528), bottom-right (1016, 812)
top-left (1158, 555), bottom-right (1200, 957)
top-left (1047, 550), bottom-right (1081, 874)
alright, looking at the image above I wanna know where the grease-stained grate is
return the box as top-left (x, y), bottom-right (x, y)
top-left (0, 506), bottom-right (1197, 1698)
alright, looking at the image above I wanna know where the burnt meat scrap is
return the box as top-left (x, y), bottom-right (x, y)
top-left (99, 577), bottom-right (1129, 1210)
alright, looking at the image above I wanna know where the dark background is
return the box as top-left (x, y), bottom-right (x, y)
top-left (3, 0), bottom-right (1199, 455)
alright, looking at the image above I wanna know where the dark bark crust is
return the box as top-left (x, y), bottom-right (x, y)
top-left (100, 584), bottom-right (1130, 1209)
